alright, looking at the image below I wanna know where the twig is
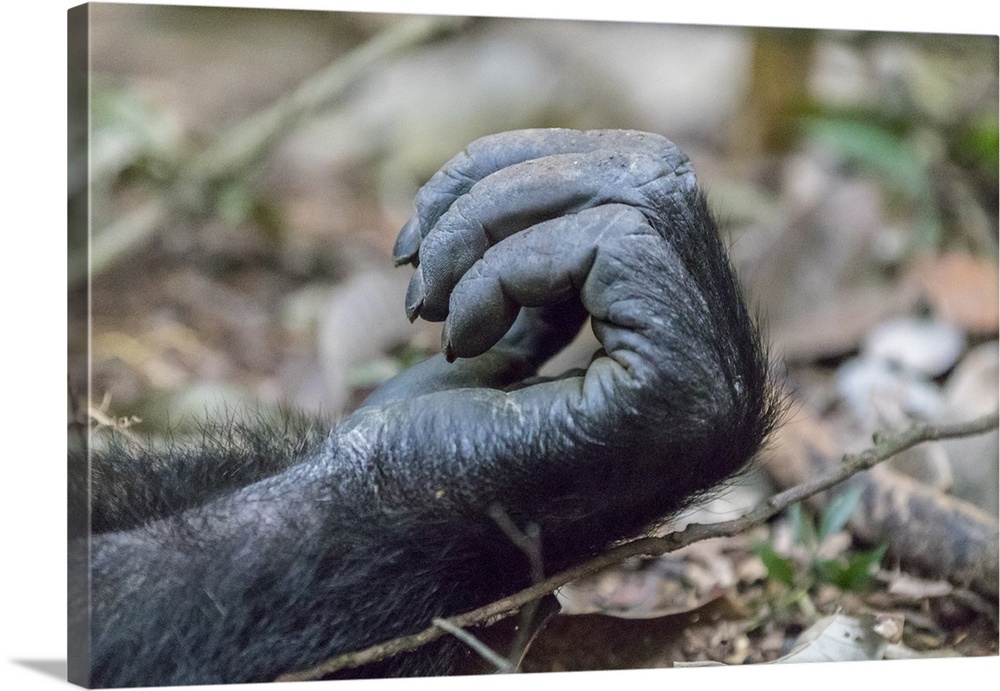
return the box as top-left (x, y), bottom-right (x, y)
top-left (431, 618), bottom-right (515, 674)
top-left (488, 504), bottom-right (544, 584)
top-left (177, 14), bottom-right (469, 195)
top-left (487, 504), bottom-right (545, 664)
top-left (276, 411), bottom-right (998, 682)
top-left (74, 14), bottom-right (469, 284)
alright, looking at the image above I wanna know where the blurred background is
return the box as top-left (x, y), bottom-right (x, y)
top-left (67, 4), bottom-right (998, 672)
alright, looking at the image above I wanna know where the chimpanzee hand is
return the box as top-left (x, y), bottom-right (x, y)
top-left (367, 128), bottom-right (702, 400)
top-left (345, 128), bottom-right (775, 555)
top-left (83, 129), bottom-right (777, 687)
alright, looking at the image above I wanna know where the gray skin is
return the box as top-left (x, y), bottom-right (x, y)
top-left (81, 129), bottom-right (778, 686)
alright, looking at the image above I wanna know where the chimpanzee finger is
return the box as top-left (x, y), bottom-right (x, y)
top-left (409, 146), bottom-right (696, 323)
top-left (442, 203), bottom-right (659, 360)
top-left (392, 128), bottom-right (688, 266)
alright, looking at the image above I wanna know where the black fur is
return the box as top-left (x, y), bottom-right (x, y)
top-left (73, 129), bottom-right (780, 687)
top-left (75, 409), bottom-right (329, 537)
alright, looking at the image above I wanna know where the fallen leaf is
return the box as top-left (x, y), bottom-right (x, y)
top-left (771, 614), bottom-right (888, 664)
top-left (904, 253), bottom-right (999, 335)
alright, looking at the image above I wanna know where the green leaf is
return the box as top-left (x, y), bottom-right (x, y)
top-left (840, 545), bottom-right (888, 591)
top-left (755, 542), bottom-right (797, 587)
top-left (819, 486), bottom-right (864, 541)
top-left (803, 116), bottom-right (931, 199)
top-left (813, 545), bottom-right (888, 591)
top-left (952, 117), bottom-right (999, 182)
top-left (811, 558), bottom-right (843, 585)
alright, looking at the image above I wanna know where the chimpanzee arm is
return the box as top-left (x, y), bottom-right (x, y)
top-left (85, 129), bottom-right (778, 687)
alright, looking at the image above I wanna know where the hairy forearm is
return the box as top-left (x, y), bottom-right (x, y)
top-left (88, 440), bottom-right (454, 685)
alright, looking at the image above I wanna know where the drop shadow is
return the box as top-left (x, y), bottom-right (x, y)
top-left (10, 659), bottom-right (67, 681)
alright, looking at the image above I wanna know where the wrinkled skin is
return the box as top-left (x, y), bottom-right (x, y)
top-left (78, 129), bottom-right (779, 686)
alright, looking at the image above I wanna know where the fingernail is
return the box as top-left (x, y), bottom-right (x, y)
top-left (405, 271), bottom-right (425, 322)
top-left (442, 321), bottom-right (457, 362)
top-left (393, 218), bottom-right (421, 266)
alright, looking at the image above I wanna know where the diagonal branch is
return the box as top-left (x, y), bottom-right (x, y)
top-left (431, 618), bottom-right (516, 674)
top-left (277, 410), bottom-right (999, 681)
top-left (74, 14), bottom-right (469, 285)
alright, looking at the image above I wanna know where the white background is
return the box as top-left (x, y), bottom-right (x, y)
top-left (2, 1), bottom-right (997, 690)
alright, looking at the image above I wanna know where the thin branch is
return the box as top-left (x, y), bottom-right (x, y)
top-left (178, 14), bottom-right (469, 194)
top-left (432, 618), bottom-right (515, 674)
top-left (276, 411), bottom-right (998, 682)
top-left (488, 503), bottom-right (544, 584)
top-left (487, 503), bottom-right (546, 663)
top-left (75, 14), bottom-right (469, 284)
